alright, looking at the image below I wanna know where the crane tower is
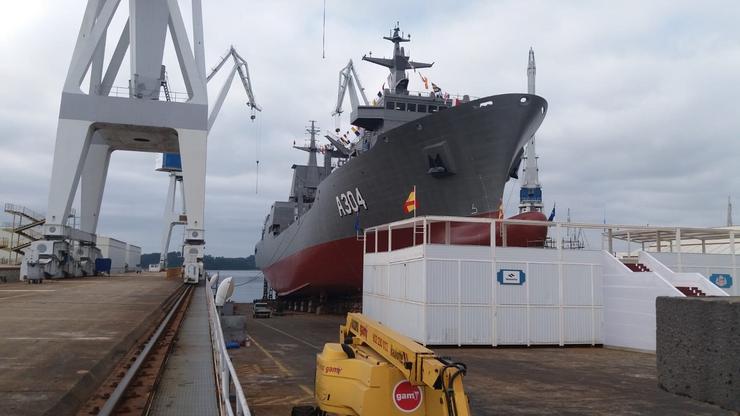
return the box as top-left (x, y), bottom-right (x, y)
top-left (23, 0), bottom-right (211, 283)
top-left (519, 48), bottom-right (545, 214)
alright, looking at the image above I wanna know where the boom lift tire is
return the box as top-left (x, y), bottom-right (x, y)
top-left (291, 405), bottom-right (324, 416)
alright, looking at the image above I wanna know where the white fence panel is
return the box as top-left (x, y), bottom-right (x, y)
top-left (529, 307), bottom-right (560, 344)
top-left (496, 307), bottom-right (528, 345)
top-left (427, 260), bottom-right (458, 304)
top-left (405, 260), bottom-right (425, 302)
top-left (426, 305), bottom-right (458, 345)
top-left (460, 306), bottom-right (492, 345)
top-left (460, 261), bottom-right (492, 304)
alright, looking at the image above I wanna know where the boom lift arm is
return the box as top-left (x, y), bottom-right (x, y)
top-left (207, 46), bottom-right (262, 130)
top-left (332, 60), bottom-right (369, 117)
top-left (305, 313), bottom-right (471, 416)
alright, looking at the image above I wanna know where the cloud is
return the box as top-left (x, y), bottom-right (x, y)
top-left (1, 0), bottom-right (739, 257)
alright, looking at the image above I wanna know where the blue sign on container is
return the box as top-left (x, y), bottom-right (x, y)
top-left (709, 273), bottom-right (733, 288)
top-left (497, 269), bottom-right (525, 285)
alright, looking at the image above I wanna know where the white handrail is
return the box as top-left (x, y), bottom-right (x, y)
top-left (639, 251), bottom-right (728, 296)
top-left (205, 285), bottom-right (251, 416)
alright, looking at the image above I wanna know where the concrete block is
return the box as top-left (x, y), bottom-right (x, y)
top-left (656, 296), bottom-right (740, 411)
top-left (0, 266), bottom-right (20, 283)
top-left (221, 315), bottom-right (246, 344)
top-left (221, 301), bottom-right (235, 316)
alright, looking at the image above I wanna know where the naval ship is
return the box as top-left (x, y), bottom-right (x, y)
top-left (255, 26), bottom-right (548, 297)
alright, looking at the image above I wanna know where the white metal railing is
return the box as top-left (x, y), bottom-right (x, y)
top-left (364, 216), bottom-right (559, 254)
top-left (4, 203), bottom-right (44, 221)
top-left (108, 85), bottom-right (189, 103)
top-left (639, 251), bottom-right (728, 296)
top-left (205, 285), bottom-right (251, 416)
top-left (379, 88), bottom-right (480, 102)
top-left (363, 215), bottom-right (740, 256)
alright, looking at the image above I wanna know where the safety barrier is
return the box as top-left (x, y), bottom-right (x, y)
top-left (205, 284), bottom-right (251, 416)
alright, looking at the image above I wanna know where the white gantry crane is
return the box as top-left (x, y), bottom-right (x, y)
top-left (21, 0), bottom-right (245, 284)
top-left (332, 59), bottom-right (369, 118)
top-left (157, 46), bottom-right (261, 270)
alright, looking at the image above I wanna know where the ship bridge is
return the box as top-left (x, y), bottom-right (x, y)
top-left (350, 90), bottom-right (465, 132)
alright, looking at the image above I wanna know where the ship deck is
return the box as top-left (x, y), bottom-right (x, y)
top-left (0, 273), bottom-right (181, 416)
top-left (231, 304), bottom-right (732, 416)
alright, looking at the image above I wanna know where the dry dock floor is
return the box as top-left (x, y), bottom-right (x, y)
top-left (232, 306), bottom-right (732, 416)
top-left (0, 274), bottom-right (181, 416)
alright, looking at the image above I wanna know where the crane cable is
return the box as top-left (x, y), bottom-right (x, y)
top-left (255, 116), bottom-right (262, 194)
top-left (322, 0), bottom-right (326, 59)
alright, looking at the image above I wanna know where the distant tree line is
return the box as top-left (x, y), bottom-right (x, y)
top-left (139, 252), bottom-right (257, 270)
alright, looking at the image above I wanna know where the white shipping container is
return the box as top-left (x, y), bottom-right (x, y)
top-left (97, 236), bottom-right (127, 274)
top-left (125, 244), bottom-right (142, 271)
top-left (363, 244), bottom-right (604, 346)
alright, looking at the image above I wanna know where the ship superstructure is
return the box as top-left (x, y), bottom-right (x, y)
top-left (256, 26), bottom-right (548, 297)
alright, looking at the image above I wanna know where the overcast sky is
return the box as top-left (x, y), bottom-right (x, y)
top-left (1, 1), bottom-right (739, 257)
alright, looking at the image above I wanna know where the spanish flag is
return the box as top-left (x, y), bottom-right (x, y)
top-left (497, 199), bottom-right (504, 219)
top-left (404, 186), bottom-right (416, 214)
top-left (419, 73), bottom-right (429, 90)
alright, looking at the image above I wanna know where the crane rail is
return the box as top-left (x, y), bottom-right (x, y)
top-left (78, 284), bottom-right (194, 416)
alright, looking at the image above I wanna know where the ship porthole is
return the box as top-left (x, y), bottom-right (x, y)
top-left (383, 136), bottom-right (389, 143)
top-left (520, 97), bottom-right (528, 104)
top-left (416, 123), bottom-right (423, 131)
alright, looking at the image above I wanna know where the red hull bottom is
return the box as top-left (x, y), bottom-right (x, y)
top-left (263, 211), bottom-right (548, 297)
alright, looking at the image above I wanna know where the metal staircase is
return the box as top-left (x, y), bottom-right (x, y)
top-left (675, 286), bottom-right (707, 297)
top-left (3, 203), bottom-right (46, 256)
top-left (623, 262), bottom-right (651, 272)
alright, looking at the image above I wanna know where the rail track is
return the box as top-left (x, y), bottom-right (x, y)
top-left (78, 284), bottom-right (194, 415)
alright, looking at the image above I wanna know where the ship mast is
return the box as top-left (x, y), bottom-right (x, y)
top-left (519, 47), bottom-right (544, 214)
top-left (294, 120), bottom-right (320, 168)
top-left (362, 24), bottom-right (433, 94)
top-left (727, 195), bottom-right (733, 227)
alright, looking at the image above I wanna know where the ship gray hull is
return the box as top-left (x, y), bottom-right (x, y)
top-left (255, 93), bottom-right (548, 296)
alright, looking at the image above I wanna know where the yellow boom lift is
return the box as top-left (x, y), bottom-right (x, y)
top-left (293, 313), bottom-right (471, 415)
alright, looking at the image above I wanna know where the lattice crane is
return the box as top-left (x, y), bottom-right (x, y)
top-left (206, 46), bottom-right (262, 130)
top-left (332, 59), bottom-right (369, 118)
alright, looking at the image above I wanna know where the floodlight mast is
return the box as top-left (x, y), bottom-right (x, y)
top-left (332, 59), bottom-right (369, 117)
top-left (207, 46), bottom-right (262, 130)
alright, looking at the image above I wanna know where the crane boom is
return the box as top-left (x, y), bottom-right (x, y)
top-left (332, 59), bottom-right (369, 116)
top-left (307, 313), bottom-right (471, 415)
top-left (206, 46), bottom-right (261, 130)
